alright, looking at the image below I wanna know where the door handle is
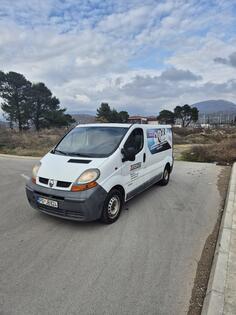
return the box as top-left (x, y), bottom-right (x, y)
top-left (143, 153), bottom-right (146, 163)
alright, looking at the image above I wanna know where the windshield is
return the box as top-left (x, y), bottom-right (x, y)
top-left (53, 126), bottom-right (128, 158)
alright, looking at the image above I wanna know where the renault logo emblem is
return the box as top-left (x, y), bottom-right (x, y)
top-left (49, 179), bottom-right (54, 188)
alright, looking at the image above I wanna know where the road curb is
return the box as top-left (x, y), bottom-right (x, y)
top-left (202, 163), bottom-right (236, 315)
top-left (0, 153), bottom-right (40, 159)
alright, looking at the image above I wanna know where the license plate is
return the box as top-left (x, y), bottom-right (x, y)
top-left (37, 197), bottom-right (58, 208)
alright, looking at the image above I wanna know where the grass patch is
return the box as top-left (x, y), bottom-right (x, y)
top-left (181, 139), bottom-right (236, 164)
top-left (173, 127), bottom-right (236, 145)
top-left (0, 128), bottom-right (67, 156)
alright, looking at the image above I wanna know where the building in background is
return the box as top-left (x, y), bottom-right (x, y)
top-left (128, 116), bottom-right (159, 124)
top-left (147, 116), bottom-right (159, 125)
top-left (128, 116), bottom-right (148, 124)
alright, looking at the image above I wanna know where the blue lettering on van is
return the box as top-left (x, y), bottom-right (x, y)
top-left (147, 128), bottom-right (172, 154)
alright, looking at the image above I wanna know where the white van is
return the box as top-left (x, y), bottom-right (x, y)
top-left (26, 123), bottom-right (173, 223)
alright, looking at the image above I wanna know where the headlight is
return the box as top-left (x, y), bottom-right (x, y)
top-left (75, 169), bottom-right (100, 184)
top-left (32, 162), bottom-right (41, 182)
top-left (71, 169), bottom-right (100, 192)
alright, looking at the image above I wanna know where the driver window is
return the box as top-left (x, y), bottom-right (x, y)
top-left (124, 128), bottom-right (144, 155)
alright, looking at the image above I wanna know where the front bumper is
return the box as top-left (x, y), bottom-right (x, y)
top-left (25, 180), bottom-right (107, 222)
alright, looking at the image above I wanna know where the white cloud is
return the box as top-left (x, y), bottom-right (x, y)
top-left (0, 0), bottom-right (236, 117)
top-left (75, 94), bottom-right (90, 103)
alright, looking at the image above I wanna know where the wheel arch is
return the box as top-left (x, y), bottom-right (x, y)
top-left (165, 162), bottom-right (171, 172)
top-left (110, 185), bottom-right (125, 204)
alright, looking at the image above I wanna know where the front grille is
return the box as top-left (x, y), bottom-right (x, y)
top-left (38, 204), bottom-right (63, 216)
top-left (38, 204), bottom-right (84, 219)
top-left (39, 177), bottom-right (49, 185)
top-left (38, 177), bottom-right (71, 189)
top-left (66, 210), bottom-right (84, 218)
top-left (57, 181), bottom-right (71, 188)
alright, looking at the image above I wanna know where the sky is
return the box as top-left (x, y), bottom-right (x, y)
top-left (0, 0), bottom-right (236, 116)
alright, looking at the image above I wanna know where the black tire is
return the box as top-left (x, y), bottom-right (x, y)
top-left (100, 189), bottom-right (123, 224)
top-left (159, 166), bottom-right (170, 186)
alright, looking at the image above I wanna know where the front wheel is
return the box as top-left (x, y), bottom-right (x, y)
top-left (100, 189), bottom-right (123, 224)
top-left (159, 166), bottom-right (170, 186)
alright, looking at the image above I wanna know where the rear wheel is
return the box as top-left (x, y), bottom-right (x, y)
top-left (159, 166), bottom-right (170, 186)
top-left (100, 189), bottom-right (123, 224)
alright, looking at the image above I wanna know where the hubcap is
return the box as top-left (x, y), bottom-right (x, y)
top-left (107, 195), bottom-right (120, 219)
top-left (164, 169), bottom-right (169, 180)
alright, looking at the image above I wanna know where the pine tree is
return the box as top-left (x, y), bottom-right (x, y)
top-left (0, 71), bottom-right (31, 131)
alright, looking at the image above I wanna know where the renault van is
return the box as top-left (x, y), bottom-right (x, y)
top-left (26, 123), bottom-right (173, 223)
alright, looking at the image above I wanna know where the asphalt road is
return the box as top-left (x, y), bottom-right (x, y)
top-left (0, 156), bottom-right (226, 315)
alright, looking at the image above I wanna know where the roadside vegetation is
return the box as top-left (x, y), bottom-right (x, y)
top-left (0, 127), bottom-right (65, 156)
top-left (181, 141), bottom-right (236, 164)
top-left (174, 127), bottom-right (236, 164)
top-left (0, 126), bottom-right (236, 164)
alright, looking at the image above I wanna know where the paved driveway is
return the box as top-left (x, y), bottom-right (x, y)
top-left (0, 156), bottom-right (226, 315)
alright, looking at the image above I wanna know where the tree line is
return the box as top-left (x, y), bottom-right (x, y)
top-left (96, 103), bottom-right (129, 123)
top-left (158, 105), bottom-right (199, 127)
top-left (0, 71), bottom-right (75, 131)
top-left (96, 103), bottom-right (199, 127)
top-left (0, 70), bottom-right (199, 131)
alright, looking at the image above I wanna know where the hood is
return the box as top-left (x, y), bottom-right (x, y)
top-left (37, 152), bottom-right (106, 183)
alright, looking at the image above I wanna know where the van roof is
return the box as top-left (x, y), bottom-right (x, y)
top-left (76, 123), bottom-right (172, 128)
top-left (76, 123), bottom-right (132, 128)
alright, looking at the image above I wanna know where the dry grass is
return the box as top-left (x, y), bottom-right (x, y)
top-left (174, 127), bottom-right (236, 164)
top-left (173, 127), bottom-right (236, 145)
top-left (181, 139), bottom-right (236, 164)
top-left (0, 128), bottom-right (67, 156)
top-left (1, 126), bottom-right (236, 164)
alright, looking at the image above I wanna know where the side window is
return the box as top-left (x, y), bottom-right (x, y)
top-left (124, 128), bottom-right (144, 155)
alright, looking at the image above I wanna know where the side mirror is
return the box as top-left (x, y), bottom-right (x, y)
top-left (121, 147), bottom-right (136, 162)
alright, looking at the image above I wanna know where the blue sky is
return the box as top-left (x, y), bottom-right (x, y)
top-left (0, 0), bottom-right (236, 116)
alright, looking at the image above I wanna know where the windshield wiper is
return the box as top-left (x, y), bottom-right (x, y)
top-left (53, 150), bottom-right (101, 158)
top-left (53, 149), bottom-right (69, 156)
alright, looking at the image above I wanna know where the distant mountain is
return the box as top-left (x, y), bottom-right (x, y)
top-left (71, 113), bottom-right (96, 124)
top-left (192, 100), bottom-right (236, 114)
